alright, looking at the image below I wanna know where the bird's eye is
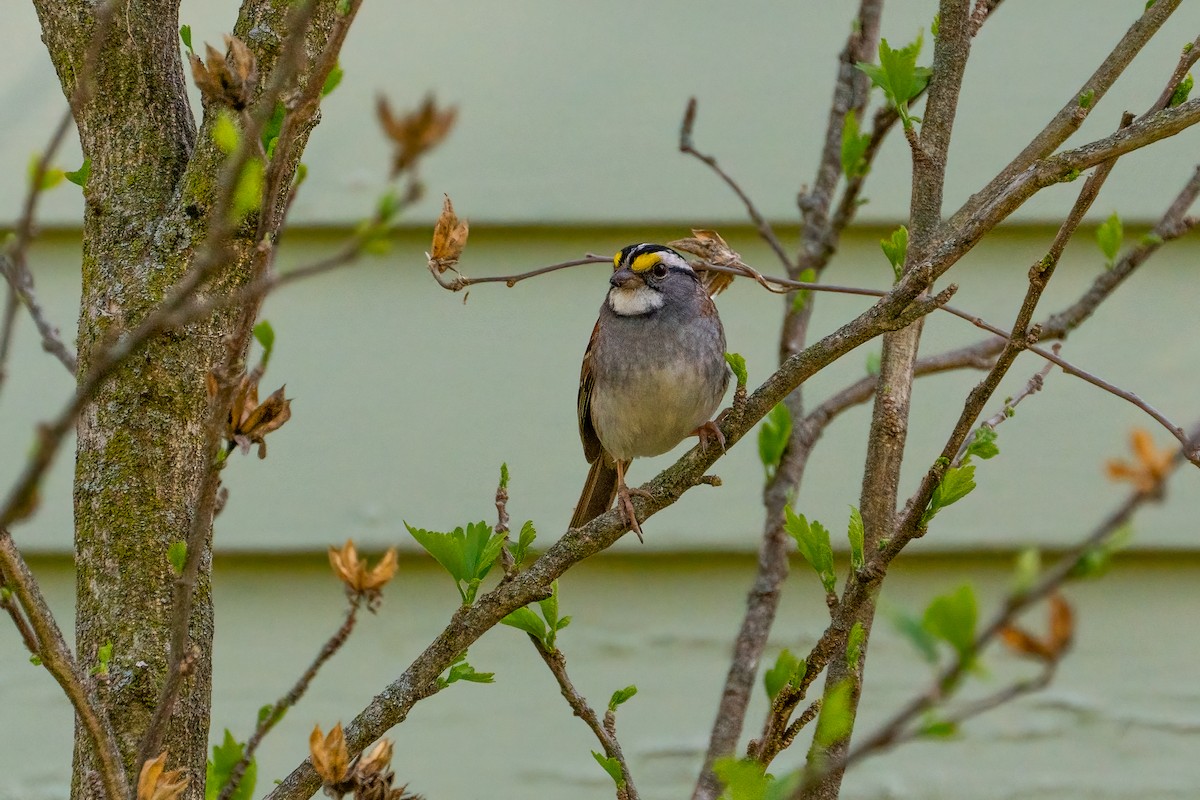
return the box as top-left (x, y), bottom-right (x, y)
top-left (651, 263), bottom-right (669, 279)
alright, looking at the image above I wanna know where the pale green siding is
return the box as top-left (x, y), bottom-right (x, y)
top-left (4, 227), bottom-right (1198, 554)
top-left (5, 1), bottom-right (1200, 226)
top-left (3, 555), bottom-right (1198, 799)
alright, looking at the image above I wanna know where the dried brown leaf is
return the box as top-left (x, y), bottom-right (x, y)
top-left (429, 195), bottom-right (469, 271)
top-left (668, 229), bottom-right (739, 296)
top-left (190, 36), bottom-right (256, 109)
top-left (377, 94), bottom-right (457, 177)
top-left (328, 541), bottom-right (398, 603)
top-left (310, 723), bottom-right (349, 786)
top-left (998, 624), bottom-right (1054, 662)
top-left (1047, 593), bottom-right (1075, 656)
top-left (136, 752), bottom-right (189, 800)
top-left (1105, 427), bottom-right (1174, 494)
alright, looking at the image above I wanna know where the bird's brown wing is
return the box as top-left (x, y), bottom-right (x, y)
top-left (577, 319), bottom-right (602, 464)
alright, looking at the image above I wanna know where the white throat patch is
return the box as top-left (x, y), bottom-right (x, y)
top-left (607, 284), bottom-right (665, 316)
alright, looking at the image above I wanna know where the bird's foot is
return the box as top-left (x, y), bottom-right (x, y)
top-left (693, 420), bottom-right (727, 453)
top-left (616, 483), bottom-right (653, 542)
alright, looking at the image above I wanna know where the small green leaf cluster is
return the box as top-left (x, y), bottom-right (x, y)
top-left (206, 729), bottom-right (256, 800)
top-left (1169, 72), bottom-right (1193, 107)
top-left (920, 430), bottom-right (998, 528)
top-left (786, 506), bottom-right (867, 593)
top-left (811, 678), bottom-right (854, 748)
top-left (856, 35), bottom-right (932, 129)
top-left (608, 685), bottom-right (638, 712)
top-left (1070, 522), bottom-right (1132, 579)
top-left (501, 580), bottom-right (571, 650)
top-left (712, 757), bottom-right (801, 800)
top-left (436, 651), bottom-right (494, 689)
top-left (791, 267), bottom-right (816, 312)
top-left (785, 507), bottom-right (835, 593)
top-left (1096, 211), bottom-right (1124, 269)
top-left (405, 520), bottom-right (506, 604)
top-left (880, 225), bottom-right (908, 282)
top-left (252, 320), bottom-right (276, 368)
top-left (592, 752), bottom-right (625, 789)
top-left (840, 110), bottom-right (871, 180)
top-left (758, 403), bottom-right (791, 482)
top-left (921, 583), bottom-right (978, 664)
top-left (763, 648), bottom-right (807, 701)
top-left (167, 541), bottom-right (187, 575)
top-left (508, 519), bottom-right (537, 568)
top-left (91, 641), bottom-right (113, 677)
top-left (724, 352), bottom-right (748, 388)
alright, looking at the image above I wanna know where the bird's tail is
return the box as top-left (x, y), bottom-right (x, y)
top-left (570, 453), bottom-right (620, 529)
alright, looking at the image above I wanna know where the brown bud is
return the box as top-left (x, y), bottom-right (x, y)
top-left (136, 752), bottom-right (189, 800)
top-left (190, 35), bottom-right (257, 110)
top-left (310, 723), bottom-right (350, 787)
top-left (429, 195), bottom-right (469, 272)
top-left (377, 94), bottom-right (457, 177)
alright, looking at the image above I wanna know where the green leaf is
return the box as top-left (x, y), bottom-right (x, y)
top-left (922, 464), bottom-right (977, 525)
top-left (791, 267), bottom-right (816, 312)
top-left (498, 462), bottom-right (510, 491)
top-left (293, 161), bottom-right (308, 188)
top-left (510, 520), bottom-right (537, 566)
top-left (922, 583), bottom-right (978, 661)
top-left (1096, 211), bottom-right (1123, 268)
top-left (94, 641), bottom-right (113, 676)
top-left (261, 103), bottom-right (286, 154)
top-left (713, 757), bottom-right (770, 800)
top-left (865, 351), bottom-right (881, 377)
top-left (840, 110), bottom-right (871, 179)
top-left (256, 703), bottom-right (275, 726)
top-left (964, 427), bottom-right (999, 462)
top-left (500, 605), bottom-right (547, 640)
top-left (1012, 547), bottom-right (1041, 594)
top-left (846, 506), bottom-right (865, 571)
top-left (763, 649), bottom-right (806, 701)
top-left (1169, 72), bottom-right (1193, 107)
top-left (252, 320), bottom-right (275, 367)
top-left (724, 352), bottom-right (748, 388)
top-left (336, 0), bottom-right (352, 14)
top-left (27, 155), bottom-right (65, 191)
top-left (322, 62), bottom-right (345, 97)
top-left (608, 685), bottom-right (638, 712)
top-left (65, 158), bottom-right (91, 188)
top-left (206, 729), bottom-right (256, 800)
top-left (30, 654), bottom-right (42, 666)
top-left (887, 606), bottom-right (939, 664)
top-left (784, 507), bottom-right (835, 593)
top-left (592, 751), bottom-right (625, 789)
top-left (405, 521), bottom-right (504, 603)
top-left (856, 34), bottom-right (932, 128)
top-left (212, 111), bottom-right (240, 154)
top-left (919, 714), bottom-right (958, 738)
top-left (232, 158), bottom-right (265, 221)
top-left (437, 652), bottom-right (494, 688)
top-left (812, 679), bottom-right (854, 748)
top-left (846, 621), bottom-right (866, 669)
top-left (167, 541), bottom-right (187, 575)
top-left (1078, 88), bottom-right (1095, 109)
top-left (758, 403), bottom-right (792, 481)
top-left (930, 13), bottom-right (940, 37)
top-left (880, 225), bottom-right (908, 282)
top-left (1070, 522), bottom-right (1133, 579)
top-left (179, 24), bottom-right (194, 54)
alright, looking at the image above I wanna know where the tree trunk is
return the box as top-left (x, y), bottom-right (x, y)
top-left (31, 1), bottom-right (342, 796)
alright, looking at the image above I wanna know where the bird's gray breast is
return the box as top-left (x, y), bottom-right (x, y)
top-left (589, 293), bottom-right (728, 461)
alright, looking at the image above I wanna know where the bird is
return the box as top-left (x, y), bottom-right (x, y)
top-left (570, 243), bottom-right (730, 539)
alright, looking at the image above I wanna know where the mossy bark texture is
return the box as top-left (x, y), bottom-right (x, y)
top-left (30, 2), bottom-right (341, 798)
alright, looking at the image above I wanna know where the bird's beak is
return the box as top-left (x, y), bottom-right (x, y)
top-left (610, 267), bottom-right (643, 289)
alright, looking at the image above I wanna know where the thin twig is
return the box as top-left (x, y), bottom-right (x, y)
top-left (0, 528), bottom-right (129, 800)
top-left (679, 98), bottom-right (793, 272)
top-left (529, 638), bottom-right (639, 800)
top-left (218, 601), bottom-right (362, 800)
top-left (952, 351), bottom-right (1057, 465)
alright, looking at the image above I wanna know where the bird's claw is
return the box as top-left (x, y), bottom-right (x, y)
top-left (693, 420), bottom-right (727, 453)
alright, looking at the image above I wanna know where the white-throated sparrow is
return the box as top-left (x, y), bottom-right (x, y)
top-left (570, 243), bottom-right (730, 539)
